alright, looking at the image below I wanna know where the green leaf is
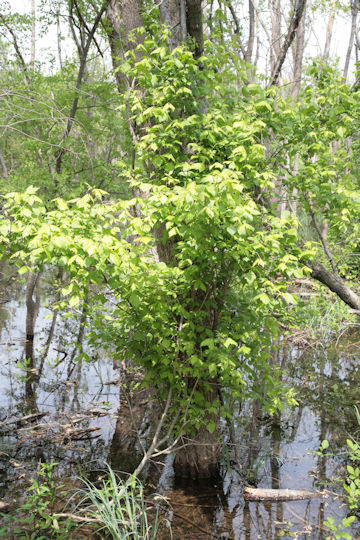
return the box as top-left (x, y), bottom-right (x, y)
top-left (207, 421), bottom-right (216, 434)
top-left (129, 293), bottom-right (141, 309)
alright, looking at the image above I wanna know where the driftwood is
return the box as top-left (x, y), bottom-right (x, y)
top-left (0, 500), bottom-right (13, 512)
top-left (243, 487), bottom-right (328, 502)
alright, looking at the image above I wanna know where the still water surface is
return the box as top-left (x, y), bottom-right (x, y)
top-left (0, 267), bottom-right (359, 539)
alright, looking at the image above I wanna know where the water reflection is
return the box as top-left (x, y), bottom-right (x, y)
top-left (0, 266), bottom-right (359, 538)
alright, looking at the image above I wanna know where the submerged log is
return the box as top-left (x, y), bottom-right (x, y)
top-left (9, 412), bottom-right (48, 427)
top-left (243, 487), bottom-right (328, 501)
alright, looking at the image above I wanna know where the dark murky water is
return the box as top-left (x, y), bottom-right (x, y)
top-left (0, 265), bottom-right (359, 539)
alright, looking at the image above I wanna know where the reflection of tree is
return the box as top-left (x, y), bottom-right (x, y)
top-left (289, 340), bottom-right (360, 449)
top-left (38, 267), bottom-right (64, 378)
top-left (107, 383), bottom-right (148, 474)
top-left (24, 270), bottom-right (42, 412)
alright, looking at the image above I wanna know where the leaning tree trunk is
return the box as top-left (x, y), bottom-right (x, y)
top-left (305, 260), bottom-right (360, 312)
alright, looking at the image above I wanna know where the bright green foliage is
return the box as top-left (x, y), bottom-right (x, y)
top-left (324, 515), bottom-right (355, 540)
top-left (345, 438), bottom-right (360, 510)
top-left (0, 462), bottom-right (74, 539)
top-left (321, 431), bottom-right (360, 538)
top-left (270, 63), bottom-right (360, 275)
top-left (0, 38), bottom-right (304, 431)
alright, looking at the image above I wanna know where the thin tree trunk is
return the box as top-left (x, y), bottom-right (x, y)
top-left (227, 1), bottom-right (247, 58)
top-left (30, 0), bottom-right (36, 69)
top-left (56, 12), bottom-right (63, 69)
top-left (323, 0), bottom-right (336, 62)
top-left (0, 13), bottom-right (29, 81)
top-left (245, 0), bottom-right (255, 63)
top-left (292, 0), bottom-right (306, 98)
top-left (308, 205), bottom-right (337, 274)
top-left (0, 147), bottom-right (8, 182)
top-left (180, 0), bottom-right (187, 41)
top-left (270, 0), bottom-right (281, 76)
top-left (343, 0), bottom-right (358, 80)
top-left (25, 271), bottom-right (42, 411)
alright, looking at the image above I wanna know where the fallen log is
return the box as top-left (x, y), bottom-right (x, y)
top-left (243, 487), bottom-right (328, 502)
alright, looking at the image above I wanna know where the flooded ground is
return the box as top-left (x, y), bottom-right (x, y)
top-left (0, 265), bottom-right (359, 539)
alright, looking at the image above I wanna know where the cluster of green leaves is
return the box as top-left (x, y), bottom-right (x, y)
top-left (0, 37), bottom-right (306, 432)
top-left (318, 430), bottom-right (360, 538)
top-left (0, 461), bottom-right (74, 539)
top-left (270, 62), bottom-right (360, 277)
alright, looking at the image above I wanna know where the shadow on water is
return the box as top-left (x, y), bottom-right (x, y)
top-left (0, 264), bottom-right (360, 538)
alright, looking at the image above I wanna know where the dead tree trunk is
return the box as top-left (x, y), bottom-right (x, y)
top-left (25, 271), bottom-right (42, 411)
top-left (243, 487), bottom-right (327, 501)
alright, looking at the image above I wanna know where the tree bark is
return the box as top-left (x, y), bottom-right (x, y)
top-left (0, 147), bottom-right (8, 182)
top-left (173, 384), bottom-right (220, 479)
top-left (343, 0), bottom-right (358, 80)
top-left (305, 260), bottom-right (360, 312)
top-left (159, 0), bottom-right (181, 49)
top-left (106, 0), bottom-right (144, 90)
top-left (292, 0), bottom-right (306, 98)
top-left (56, 12), bottom-right (63, 69)
top-left (245, 0), bottom-right (255, 63)
top-left (270, 0), bottom-right (281, 76)
top-left (243, 487), bottom-right (327, 501)
top-left (186, 0), bottom-right (204, 59)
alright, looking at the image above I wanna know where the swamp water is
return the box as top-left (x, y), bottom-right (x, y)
top-left (0, 268), bottom-right (359, 539)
